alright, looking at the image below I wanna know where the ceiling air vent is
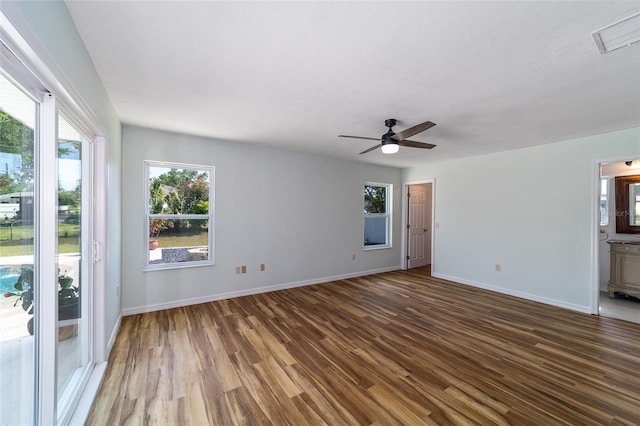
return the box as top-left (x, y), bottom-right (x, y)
top-left (592, 12), bottom-right (640, 54)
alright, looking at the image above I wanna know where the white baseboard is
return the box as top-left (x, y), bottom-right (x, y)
top-left (432, 273), bottom-right (592, 315)
top-left (107, 314), bottom-right (122, 353)
top-left (122, 266), bottom-right (400, 316)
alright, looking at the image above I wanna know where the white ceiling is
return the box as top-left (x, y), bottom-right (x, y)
top-left (65, 1), bottom-right (640, 168)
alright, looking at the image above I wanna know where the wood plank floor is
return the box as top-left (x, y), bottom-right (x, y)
top-left (87, 268), bottom-right (640, 425)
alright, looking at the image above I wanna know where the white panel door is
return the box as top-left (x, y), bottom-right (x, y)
top-left (408, 184), bottom-right (429, 269)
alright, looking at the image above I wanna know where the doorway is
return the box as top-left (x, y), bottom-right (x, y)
top-left (596, 159), bottom-right (640, 324)
top-left (406, 182), bottom-right (433, 269)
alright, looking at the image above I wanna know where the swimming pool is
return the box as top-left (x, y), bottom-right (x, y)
top-left (0, 267), bottom-right (22, 294)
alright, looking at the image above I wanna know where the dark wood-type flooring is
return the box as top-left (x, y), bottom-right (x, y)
top-left (87, 267), bottom-right (640, 425)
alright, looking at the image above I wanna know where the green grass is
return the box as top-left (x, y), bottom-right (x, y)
top-left (0, 223), bottom-right (81, 257)
top-left (0, 239), bottom-right (34, 257)
top-left (0, 222), bottom-right (34, 240)
top-left (156, 232), bottom-right (208, 248)
top-left (0, 223), bottom-right (208, 257)
top-left (0, 223), bottom-right (79, 240)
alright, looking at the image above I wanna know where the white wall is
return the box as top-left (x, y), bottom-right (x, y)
top-left (2, 1), bottom-right (123, 353)
top-left (122, 125), bottom-right (402, 313)
top-left (403, 127), bottom-right (640, 313)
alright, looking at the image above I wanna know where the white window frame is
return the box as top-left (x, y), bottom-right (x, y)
top-left (364, 182), bottom-right (392, 250)
top-left (144, 160), bottom-right (214, 271)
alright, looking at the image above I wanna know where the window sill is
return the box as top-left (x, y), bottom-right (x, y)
top-left (363, 244), bottom-right (391, 251)
top-left (144, 259), bottom-right (214, 272)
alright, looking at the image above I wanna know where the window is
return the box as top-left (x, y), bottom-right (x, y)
top-left (145, 161), bottom-right (214, 270)
top-left (600, 177), bottom-right (609, 226)
top-left (364, 183), bottom-right (391, 249)
top-left (631, 181), bottom-right (640, 226)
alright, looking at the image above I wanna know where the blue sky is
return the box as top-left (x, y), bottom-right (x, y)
top-left (0, 142), bottom-right (81, 191)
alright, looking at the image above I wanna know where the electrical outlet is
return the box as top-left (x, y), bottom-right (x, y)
top-left (435, 222), bottom-right (440, 229)
top-left (352, 254), bottom-right (356, 261)
top-left (241, 265), bottom-right (247, 274)
top-left (495, 264), bottom-right (501, 272)
top-left (260, 263), bottom-right (265, 271)
top-left (235, 266), bottom-right (241, 274)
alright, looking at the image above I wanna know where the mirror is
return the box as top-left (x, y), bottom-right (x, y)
top-left (615, 174), bottom-right (640, 234)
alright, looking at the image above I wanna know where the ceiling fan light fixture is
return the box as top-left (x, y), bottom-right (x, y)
top-left (381, 143), bottom-right (399, 154)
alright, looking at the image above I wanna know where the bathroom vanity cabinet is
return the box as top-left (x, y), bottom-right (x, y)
top-left (608, 241), bottom-right (640, 299)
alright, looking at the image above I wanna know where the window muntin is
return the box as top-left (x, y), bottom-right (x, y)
top-left (364, 183), bottom-right (391, 249)
top-left (144, 162), bottom-right (214, 270)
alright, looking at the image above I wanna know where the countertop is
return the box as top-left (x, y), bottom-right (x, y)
top-left (607, 240), bottom-right (640, 245)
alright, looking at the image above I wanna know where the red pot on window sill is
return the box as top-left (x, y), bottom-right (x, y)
top-left (149, 239), bottom-right (159, 250)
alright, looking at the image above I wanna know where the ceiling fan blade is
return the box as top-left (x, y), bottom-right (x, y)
top-left (399, 140), bottom-right (436, 149)
top-left (392, 121), bottom-right (436, 141)
top-left (359, 144), bottom-right (383, 154)
top-left (339, 135), bottom-right (381, 142)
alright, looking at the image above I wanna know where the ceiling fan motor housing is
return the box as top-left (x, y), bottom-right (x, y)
top-left (382, 131), bottom-right (397, 146)
top-left (383, 119), bottom-right (397, 145)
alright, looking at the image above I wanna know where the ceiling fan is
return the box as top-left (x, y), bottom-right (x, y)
top-left (339, 119), bottom-right (436, 154)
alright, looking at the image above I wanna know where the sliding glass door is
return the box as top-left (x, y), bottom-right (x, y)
top-left (57, 114), bottom-right (92, 419)
top-left (0, 59), bottom-right (95, 424)
top-left (0, 68), bottom-right (37, 426)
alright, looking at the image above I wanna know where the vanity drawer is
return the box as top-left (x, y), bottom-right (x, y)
top-left (610, 243), bottom-right (640, 254)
